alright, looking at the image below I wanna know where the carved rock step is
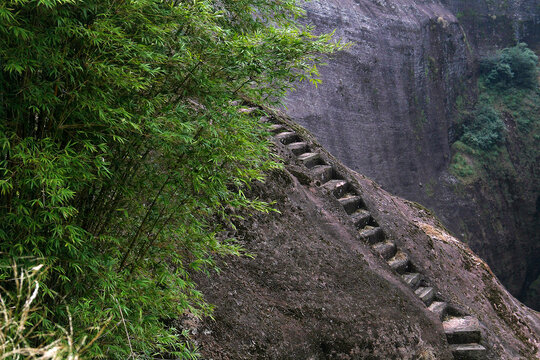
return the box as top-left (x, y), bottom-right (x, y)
top-left (443, 316), bottom-right (482, 344)
top-left (372, 241), bottom-right (397, 260)
top-left (359, 226), bottom-right (385, 245)
top-left (388, 251), bottom-right (410, 274)
top-left (350, 209), bottom-right (371, 229)
top-left (322, 179), bottom-right (351, 198)
top-left (288, 142), bottom-right (309, 156)
top-left (402, 272), bottom-right (421, 290)
top-left (269, 124), bottom-right (286, 133)
top-left (339, 196), bottom-right (364, 215)
top-left (428, 301), bottom-right (448, 321)
top-left (297, 152), bottom-right (323, 169)
top-left (415, 286), bottom-right (435, 306)
top-left (275, 131), bottom-right (301, 145)
top-left (310, 165), bottom-right (334, 185)
top-left (238, 107), bottom-right (258, 114)
top-left (449, 344), bottom-right (487, 360)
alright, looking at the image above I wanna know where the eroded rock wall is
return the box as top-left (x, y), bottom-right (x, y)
top-left (441, 0), bottom-right (540, 54)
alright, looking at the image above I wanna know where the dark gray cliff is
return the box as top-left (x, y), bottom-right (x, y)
top-left (285, 0), bottom-right (540, 307)
top-left (441, 0), bottom-right (540, 54)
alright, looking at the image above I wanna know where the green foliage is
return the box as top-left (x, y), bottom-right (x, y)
top-left (481, 43), bottom-right (539, 88)
top-left (461, 103), bottom-right (506, 151)
top-left (450, 44), bottom-right (539, 190)
top-left (0, 0), bottom-right (342, 358)
top-left (449, 152), bottom-right (475, 179)
top-left (0, 261), bottom-right (84, 360)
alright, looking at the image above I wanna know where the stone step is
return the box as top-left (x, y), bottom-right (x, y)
top-left (372, 241), bottom-right (397, 260)
top-left (350, 209), bottom-right (371, 229)
top-left (275, 131), bottom-right (301, 145)
top-left (388, 251), bottom-right (410, 274)
top-left (238, 107), bottom-right (258, 114)
top-left (339, 196), bottom-right (364, 215)
top-left (288, 142), bottom-right (309, 156)
top-left (269, 124), bottom-right (286, 133)
top-left (428, 301), bottom-right (448, 321)
top-left (449, 344), bottom-right (487, 360)
top-left (310, 165), bottom-right (334, 185)
top-left (322, 180), bottom-right (351, 198)
top-left (402, 272), bottom-right (422, 290)
top-left (415, 286), bottom-right (435, 306)
top-left (297, 152), bottom-right (324, 169)
top-left (443, 316), bottom-right (482, 344)
top-left (359, 226), bottom-right (385, 245)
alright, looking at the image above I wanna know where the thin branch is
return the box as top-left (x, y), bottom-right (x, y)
top-left (115, 299), bottom-right (134, 359)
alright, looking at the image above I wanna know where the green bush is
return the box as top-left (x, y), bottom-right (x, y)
top-left (481, 43), bottom-right (539, 89)
top-left (450, 153), bottom-right (475, 178)
top-left (0, 0), bottom-right (342, 358)
top-left (461, 104), bottom-right (506, 151)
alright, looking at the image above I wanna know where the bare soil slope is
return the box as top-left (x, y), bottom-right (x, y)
top-left (188, 112), bottom-right (540, 359)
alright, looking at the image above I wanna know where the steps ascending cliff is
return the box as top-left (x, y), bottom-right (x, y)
top-left (444, 317), bottom-right (486, 360)
top-left (268, 118), bottom-right (487, 360)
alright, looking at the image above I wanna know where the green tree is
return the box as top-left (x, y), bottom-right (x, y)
top-left (0, 0), bottom-right (343, 358)
top-left (481, 43), bottom-right (539, 88)
top-left (462, 103), bottom-right (506, 151)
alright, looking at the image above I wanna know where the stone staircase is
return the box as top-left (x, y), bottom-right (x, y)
top-left (267, 120), bottom-right (487, 360)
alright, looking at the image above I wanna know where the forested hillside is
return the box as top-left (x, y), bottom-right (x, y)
top-left (0, 1), bottom-right (341, 358)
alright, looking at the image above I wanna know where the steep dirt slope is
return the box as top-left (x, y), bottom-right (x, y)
top-left (284, 0), bottom-right (540, 308)
top-left (188, 110), bottom-right (540, 360)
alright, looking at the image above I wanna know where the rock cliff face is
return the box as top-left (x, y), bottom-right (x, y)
top-left (190, 111), bottom-right (540, 359)
top-left (441, 0), bottom-right (540, 54)
top-left (284, 0), bottom-right (540, 307)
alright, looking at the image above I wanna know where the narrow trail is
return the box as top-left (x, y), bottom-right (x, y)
top-left (267, 118), bottom-right (487, 360)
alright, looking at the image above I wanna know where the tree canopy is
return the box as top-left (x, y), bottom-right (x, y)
top-left (481, 43), bottom-right (539, 89)
top-left (0, 0), bottom-right (343, 357)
